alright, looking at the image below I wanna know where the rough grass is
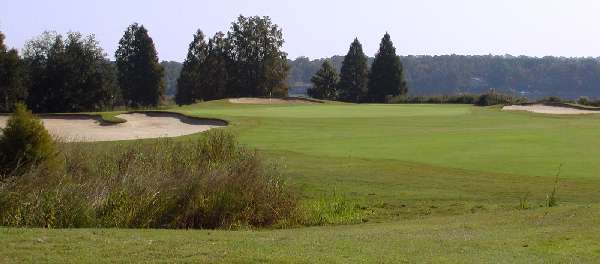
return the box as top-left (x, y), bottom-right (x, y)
top-left (0, 130), bottom-right (297, 229)
top-left (5, 101), bottom-right (600, 262)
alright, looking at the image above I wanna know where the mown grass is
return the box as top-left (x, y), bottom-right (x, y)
top-left (4, 101), bottom-right (600, 262)
top-left (177, 101), bottom-right (600, 180)
top-left (2, 205), bottom-right (599, 263)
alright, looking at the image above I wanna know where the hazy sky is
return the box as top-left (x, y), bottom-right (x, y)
top-left (1, 0), bottom-right (599, 61)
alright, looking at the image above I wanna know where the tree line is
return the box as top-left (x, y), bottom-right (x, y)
top-left (290, 54), bottom-right (600, 100)
top-left (0, 25), bottom-right (161, 112)
top-left (0, 15), bottom-right (290, 112)
top-left (308, 33), bottom-right (408, 103)
top-left (5, 16), bottom-right (600, 112)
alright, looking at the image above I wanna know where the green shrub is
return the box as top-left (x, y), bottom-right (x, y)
top-left (0, 130), bottom-right (297, 229)
top-left (0, 103), bottom-right (58, 178)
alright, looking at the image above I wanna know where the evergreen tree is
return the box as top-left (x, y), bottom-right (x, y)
top-left (175, 30), bottom-right (208, 105)
top-left (368, 33), bottom-right (407, 102)
top-left (203, 32), bottom-right (229, 100)
top-left (338, 38), bottom-right (368, 102)
top-left (0, 31), bottom-right (26, 112)
top-left (115, 23), bottom-right (164, 107)
top-left (0, 103), bottom-right (57, 177)
top-left (226, 16), bottom-right (289, 97)
top-left (308, 60), bottom-right (339, 100)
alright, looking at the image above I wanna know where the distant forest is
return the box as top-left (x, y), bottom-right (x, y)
top-left (160, 55), bottom-right (600, 100)
top-left (161, 61), bottom-right (183, 96)
top-left (288, 55), bottom-right (600, 100)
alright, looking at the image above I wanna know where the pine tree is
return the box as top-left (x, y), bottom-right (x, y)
top-left (203, 32), bottom-right (229, 100)
top-left (115, 23), bottom-right (164, 107)
top-left (308, 60), bottom-right (339, 100)
top-left (368, 33), bottom-right (407, 102)
top-left (338, 38), bottom-right (369, 102)
top-left (175, 30), bottom-right (208, 105)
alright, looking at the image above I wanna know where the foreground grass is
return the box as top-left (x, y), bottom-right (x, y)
top-left (5, 101), bottom-right (600, 262)
top-left (2, 205), bottom-right (599, 263)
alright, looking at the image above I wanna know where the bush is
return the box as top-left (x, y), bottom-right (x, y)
top-left (474, 91), bottom-right (526, 106)
top-left (388, 94), bottom-right (477, 104)
top-left (577, 96), bottom-right (591, 106)
top-left (0, 103), bottom-right (58, 178)
top-left (390, 94), bottom-right (479, 105)
top-left (390, 92), bottom-right (526, 106)
top-left (538, 96), bottom-right (563, 104)
top-left (0, 130), bottom-right (297, 229)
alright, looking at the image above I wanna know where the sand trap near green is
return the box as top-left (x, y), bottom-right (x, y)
top-left (503, 104), bottom-right (600, 115)
top-left (0, 112), bottom-right (226, 142)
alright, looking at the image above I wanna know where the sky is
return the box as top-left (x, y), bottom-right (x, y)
top-left (1, 0), bottom-right (600, 61)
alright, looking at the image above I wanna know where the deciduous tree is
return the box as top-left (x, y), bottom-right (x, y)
top-left (0, 31), bottom-right (26, 112)
top-left (23, 31), bottom-right (118, 112)
top-left (226, 16), bottom-right (289, 98)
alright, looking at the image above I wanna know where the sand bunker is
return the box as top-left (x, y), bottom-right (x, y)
top-left (502, 104), bottom-right (600, 115)
top-left (0, 112), bottom-right (226, 142)
top-left (229, 97), bottom-right (318, 104)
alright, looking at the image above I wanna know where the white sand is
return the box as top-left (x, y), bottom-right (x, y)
top-left (502, 104), bottom-right (600, 115)
top-left (229, 98), bottom-right (317, 104)
top-left (0, 113), bottom-right (226, 142)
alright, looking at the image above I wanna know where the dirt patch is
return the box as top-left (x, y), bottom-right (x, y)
top-left (0, 112), bottom-right (226, 142)
top-left (228, 97), bottom-right (320, 104)
top-left (502, 104), bottom-right (600, 115)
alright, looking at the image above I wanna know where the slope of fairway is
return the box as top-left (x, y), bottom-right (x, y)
top-left (179, 101), bottom-right (600, 180)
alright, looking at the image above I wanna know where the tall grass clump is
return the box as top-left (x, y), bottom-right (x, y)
top-left (545, 164), bottom-right (562, 208)
top-left (518, 193), bottom-right (531, 210)
top-left (280, 192), bottom-right (365, 227)
top-left (0, 130), bottom-right (297, 229)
